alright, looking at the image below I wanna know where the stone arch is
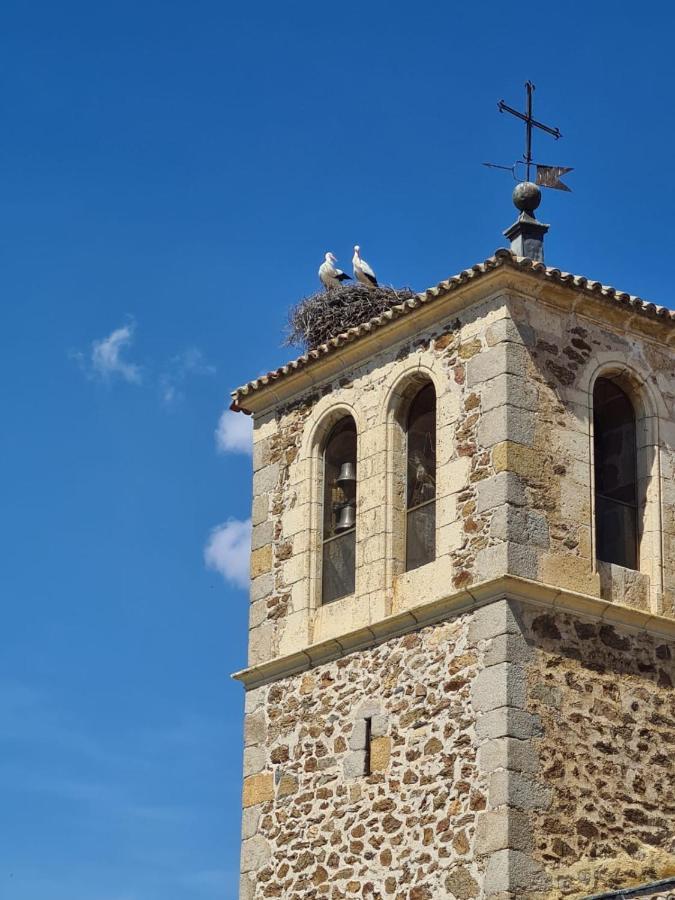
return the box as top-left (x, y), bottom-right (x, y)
top-left (296, 398), bottom-right (365, 620)
top-left (582, 357), bottom-right (665, 608)
top-left (381, 365), bottom-right (442, 598)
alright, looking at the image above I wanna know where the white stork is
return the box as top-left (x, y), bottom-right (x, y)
top-left (352, 245), bottom-right (378, 288)
top-left (318, 252), bottom-right (351, 290)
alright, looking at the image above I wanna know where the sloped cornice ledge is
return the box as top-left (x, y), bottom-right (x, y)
top-left (232, 575), bottom-right (675, 690)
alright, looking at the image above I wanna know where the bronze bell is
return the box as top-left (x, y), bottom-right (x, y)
top-left (336, 461), bottom-right (356, 486)
top-left (335, 502), bottom-right (356, 532)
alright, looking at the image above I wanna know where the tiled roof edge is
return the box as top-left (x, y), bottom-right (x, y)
top-left (230, 249), bottom-right (674, 410)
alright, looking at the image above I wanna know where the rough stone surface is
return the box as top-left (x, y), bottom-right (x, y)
top-left (239, 613), bottom-right (488, 898)
top-left (522, 606), bottom-right (675, 898)
top-left (236, 274), bottom-right (675, 897)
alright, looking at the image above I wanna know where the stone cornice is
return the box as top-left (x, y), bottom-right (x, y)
top-left (231, 575), bottom-right (675, 689)
top-left (231, 251), bottom-right (674, 416)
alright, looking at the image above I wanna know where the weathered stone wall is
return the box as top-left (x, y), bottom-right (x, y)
top-left (479, 292), bottom-right (675, 617)
top-left (239, 594), bottom-right (675, 900)
top-left (521, 605), bottom-right (675, 899)
top-left (247, 283), bottom-right (674, 669)
top-left (240, 612), bottom-right (491, 900)
top-left (248, 293), bottom-right (513, 666)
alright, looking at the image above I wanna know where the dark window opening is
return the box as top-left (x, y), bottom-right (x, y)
top-left (406, 383), bottom-right (437, 571)
top-left (322, 418), bottom-right (357, 604)
top-left (593, 378), bottom-right (638, 570)
top-left (364, 717), bottom-right (373, 776)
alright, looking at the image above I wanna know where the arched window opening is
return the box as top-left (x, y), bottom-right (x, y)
top-left (406, 383), bottom-right (436, 571)
top-left (593, 378), bottom-right (638, 570)
top-left (322, 417), bottom-right (357, 604)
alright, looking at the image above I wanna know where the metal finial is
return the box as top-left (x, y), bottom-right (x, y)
top-left (512, 181), bottom-right (542, 214)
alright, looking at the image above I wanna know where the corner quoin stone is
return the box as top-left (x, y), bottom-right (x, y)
top-left (242, 772), bottom-right (274, 808)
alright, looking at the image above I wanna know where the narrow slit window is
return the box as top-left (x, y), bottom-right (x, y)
top-left (321, 418), bottom-right (357, 604)
top-left (364, 717), bottom-right (373, 776)
top-left (593, 378), bottom-right (638, 570)
top-left (406, 384), bottom-right (436, 571)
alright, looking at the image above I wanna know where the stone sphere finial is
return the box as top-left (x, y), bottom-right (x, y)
top-left (512, 181), bottom-right (541, 214)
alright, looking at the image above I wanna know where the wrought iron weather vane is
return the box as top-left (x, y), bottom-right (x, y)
top-left (485, 81), bottom-right (573, 191)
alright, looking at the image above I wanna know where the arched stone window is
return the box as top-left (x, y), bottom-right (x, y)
top-left (322, 417), bottom-right (357, 604)
top-left (406, 383), bottom-right (436, 571)
top-left (593, 377), bottom-right (638, 570)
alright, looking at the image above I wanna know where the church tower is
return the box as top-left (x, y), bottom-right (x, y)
top-left (231, 185), bottom-right (675, 899)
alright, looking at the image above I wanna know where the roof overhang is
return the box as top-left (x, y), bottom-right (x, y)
top-left (231, 249), bottom-right (675, 416)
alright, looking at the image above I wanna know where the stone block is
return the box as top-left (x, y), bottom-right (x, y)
top-left (469, 599), bottom-right (524, 643)
top-left (250, 572), bottom-right (273, 603)
top-left (478, 406), bottom-right (537, 449)
top-left (242, 772), bottom-right (274, 808)
top-left (241, 806), bottom-right (261, 840)
top-left (467, 343), bottom-right (530, 387)
top-left (540, 553), bottom-right (599, 595)
top-left (244, 686), bottom-right (265, 715)
top-left (343, 750), bottom-right (366, 779)
top-left (249, 599), bottom-right (266, 630)
top-left (251, 519), bottom-right (273, 551)
top-left (251, 492), bottom-right (268, 527)
top-left (248, 623), bottom-right (273, 666)
top-left (492, 441), bottom-right (545, 480)
top-left (477, 737), bottom-right (540, 775)
top-left (488, 770), bottom-right (552, 811)
top-left (598, 561), bottom-right (650, 610)
top-left (484, 849), bottom-right (548, 895)
top-left (370, 736), bottom-right (391, 772)
top-left (250, 545), bottom-right (272, 579)
top-left (244, 709), bottom-right (266, 747)
top-left (475, 707), bottom-right (543, 742)
top-left (477, 541), bottom-right (540, 581)
top-left (252, 462), bottom-right (279, 496)
top-left (241, 833), bottom-right (271, 872)
top-left (243, 744), bottom-right (266, 776)
top-left (252, 437), bottom-right (271, 472)
top-left (444, 865), bottom-right (480, 899)
top-left (482, 373), bottom-right (539, 413)
top-left (349, 719), bottom-right (368, 750)
top-left (240, 873), bottom-right (255, 900)
top-left (475, 807), bottom-right (533, 854)
top-left (484, 632), bottom-right (535, 667)
top-left (277, 774), bottom-right (299, 797)
top-left (471, 662), bottom-right (526, 712)
top-left (476, 472), bottom-right (527, 513)
top-left (486, 318), bottom-right (535, 347)
top-left (489, 506), bottom-right (549, 549)
top-left (371, 715), bottom-right (388, 737)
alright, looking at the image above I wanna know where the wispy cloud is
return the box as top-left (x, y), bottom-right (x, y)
top-left (204, 519), bottom-right (251, 589)
top-left (89, 320), bottom-right (142, 384)
top-left (215, 411), bottom-right (252, 455)
top-left (159, 348), bottom-right (216, 408)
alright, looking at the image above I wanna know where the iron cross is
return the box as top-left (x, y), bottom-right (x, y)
top-left (498, 81), bottom-right (561, 182)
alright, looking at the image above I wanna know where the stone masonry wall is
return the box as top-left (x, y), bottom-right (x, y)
top-left (240, 611), bottom-right (492, 900)
top-left (522, 605), bottom-right (675, 899)
top-left (246, 283), bottom-right (675, 669)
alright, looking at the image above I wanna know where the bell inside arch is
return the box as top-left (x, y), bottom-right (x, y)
top-left (335, 502), bottom-right (356, 533)
top-left (336, 461), bottom-right (356, 486)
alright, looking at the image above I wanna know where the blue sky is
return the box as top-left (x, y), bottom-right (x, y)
top-left (1, 2), bottom-right (673, 898)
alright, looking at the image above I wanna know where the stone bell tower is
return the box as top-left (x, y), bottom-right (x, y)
top-left (231, 187), bottom-right (675, 899)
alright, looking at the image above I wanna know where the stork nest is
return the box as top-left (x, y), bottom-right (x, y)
top-left (286, 284), bottom-right (417, 350)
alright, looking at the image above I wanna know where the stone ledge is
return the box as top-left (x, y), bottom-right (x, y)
top-left (232, 574), bottom-right (675, 689)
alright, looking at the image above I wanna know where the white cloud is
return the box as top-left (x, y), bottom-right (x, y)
top-left (215, 411), bottom-right (253, 455)
top-left (160, 348), bottom-right (216, 407)
top-left (203, 519), bottom-right (251, 589)
top-left (90, 321), bottom-right (141, 384)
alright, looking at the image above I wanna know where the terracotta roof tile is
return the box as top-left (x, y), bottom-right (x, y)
top-left (231, 249), bottom-right (674, 411)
